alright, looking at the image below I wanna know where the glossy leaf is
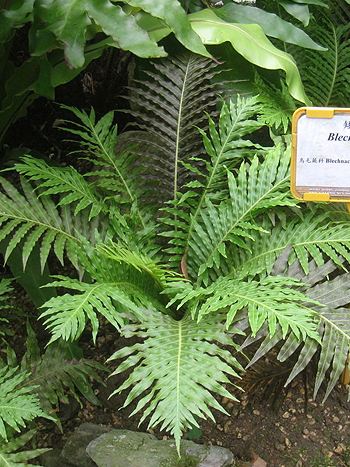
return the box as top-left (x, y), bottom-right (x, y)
top-left (215, 4), bottom-right (325, 50)
top-left (126, 0), bottom-right (210, 57)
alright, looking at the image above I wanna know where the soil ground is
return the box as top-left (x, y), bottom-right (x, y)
top-left (32, 325), bottom-right (350, 467)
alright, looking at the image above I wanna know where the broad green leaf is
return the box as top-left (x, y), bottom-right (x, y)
top-left (215, 4), bottom-right (325, 51)
top-left (0, 0), bottom-right (34, 43)
top-left (279, 1), bottom-right (310, 26)
top-left (126, 0), bottom-right (210, 57)
top-left (32, 0), bottom-right (165, 68)
top-left (188, 9), bottom-right (309, 103)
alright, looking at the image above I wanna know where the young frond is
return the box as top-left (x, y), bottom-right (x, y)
top-left (108, 310), bottom-right (243, 452)
top-left (0, 177), bottom-right (103, 272)
top-left (293, 12), bottom-right (350, 106)
top-left (233, 211), bottom-right (350, 278)
top-left (121, 53), bottom-right (221, 204)
top-left (97, 242), bottom-right (180, 287)
top-left (187, 145), bottom-right (296, 282)
top-left (59, 106), bottom-right (149, 227)
top-left (0, 430), bottom-right (49, 466)
top-left (0, 366), bottom-right (46, 441)
top-left (14, 156), bottom-right (104, 220)
top-left (168, 275), bottom-right (320, 341)
top-left (254, 75), bottom-right (296, 134)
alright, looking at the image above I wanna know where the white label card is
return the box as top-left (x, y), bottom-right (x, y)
top-left (296, 113), bottom-right (350, 197)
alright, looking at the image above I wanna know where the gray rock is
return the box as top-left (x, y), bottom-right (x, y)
top-left (86, 429), bottom-right (234, 467)
top-left (61, 423), bottom-right (111, 467)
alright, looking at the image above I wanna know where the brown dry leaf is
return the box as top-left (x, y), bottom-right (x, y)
top-left (251, 453), bottom-right (267, 467)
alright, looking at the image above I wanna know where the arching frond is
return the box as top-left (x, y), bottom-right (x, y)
top-left (14, 156), bottom-right (104, 220)
top-left (39, 276), bottom-right (146, 344)
top-left (0, 430), bottom-right (48, 467)
top-left (162, 95), bottom-right (264, 272)
top-left (294, 12), bottom-right (350, 106)
top-left (21, 325), bottom-right (105, 411)
top-left (167, 275), bottom-right (320, 340)
top-left (245, 261), bottom-right (350, 402)
top-left (187, 145), bottom-right (295, 282)
top-left (121, 53), bottom-right (221, 205)
top-left (232, 211), bottom-right (350, 278)
top-left (0, 177), bottom-right (103, 271)
top-left (60, 106), bottom-right (150, 228)
top-left (108, 310), bottom-right (242, 452)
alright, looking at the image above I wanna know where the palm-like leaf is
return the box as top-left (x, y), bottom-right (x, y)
top-left (108, 309), bottom-right (242, 452)
top-left (0, 430), bottom-right (49, 467)
top-left (122, 53), bottom-right (220, 205)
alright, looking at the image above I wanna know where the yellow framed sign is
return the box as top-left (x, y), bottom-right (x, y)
top-left (291, 107), bottom-right (350, 202)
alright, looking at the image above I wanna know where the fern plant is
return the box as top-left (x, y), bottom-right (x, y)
top-left (293, 4), bottom-right (350, 106)
top-left (1, 54), bottom-right (350, 451)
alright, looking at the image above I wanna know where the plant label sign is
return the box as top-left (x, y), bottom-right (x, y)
top-left (291, 107), bottom-right (350, 203)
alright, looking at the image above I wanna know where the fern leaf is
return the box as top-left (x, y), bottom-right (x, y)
top-left (0, 430), bottom-right (49, 467)
top-left (14, 156), bottom-right (104, 220)
top-left (108, 310), bottom-right (242, 452)
top-left (97, 242), bottom-right (180, 287)
top-left (233, 211), bottom-right (350, 278)
top-left (188, 145), bottom-right (295, 282)
top-left (294, 13), bottom-right (350, 106)
top-left (121, 53), bottom-right (220, 205)
top-left (247, 261), bottom-right (350, 402)
top-left (0, 366), bottom-right (45, 441)
top-left (40, 276), bottom-right (147, 344)
top-left (0, 177), bottom-right (102, 271)
top-left (168, 275), bottom-right (320, 340)
top-left (59, 107), bottom-right (149, 228)
top-left (162, 95), bottom-right (265, 271)
top-left (254, 75), bottom-right (296, 133)
top-left (21, 324), bottom-right (105, 410)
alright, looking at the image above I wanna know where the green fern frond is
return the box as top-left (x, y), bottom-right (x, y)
top-left (247, 263), bottom-right (350, 402)
top-left (254, 75), bottom-right (296, 134)
top-left (0, 366), bottom-right (45, 441)
top-left (121, 53), bottom-right (221, 205)
top-left (232, 211), bottom-right (350, 278)
top-left (39, 275), bottom-right (150, 344)
top-left (168, 275), bottom-right (320, 340)
top-left (187, 145), bottom-right (295, 282)
top-left (0, 279), bottom-right (12, 307)
top-left (59, 106), bottom-right (149, 228)
top-left (0, 177), bottom-right (103, 272)
top-left (21, 324), bottom-right (105, 410)
top-left (108, 309), bottom-right (242, 452)
top-left (97, 242), bottom-right (180, 287)
top-left (14, 156), bottom-right (104, 220)
top-left (0, 430), bottom-right (49, 467)
top-left (294, 12), bottom-right (350, 106)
